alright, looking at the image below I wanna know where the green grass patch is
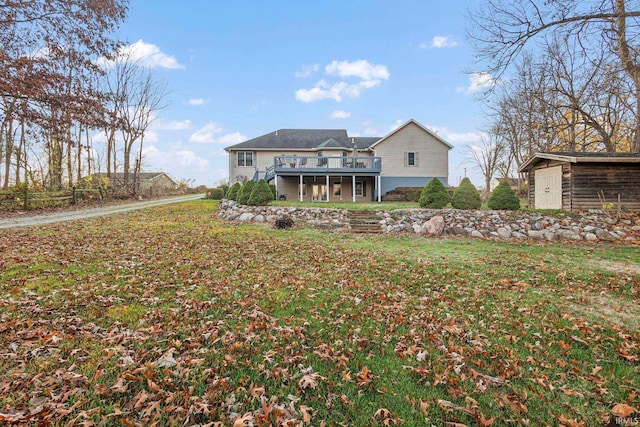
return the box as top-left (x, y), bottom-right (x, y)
top-left (0, 200), bottom-right (638, 425)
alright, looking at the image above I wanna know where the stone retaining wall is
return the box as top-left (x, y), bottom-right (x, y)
top-left (218, 200), bottom-right (348, 231)
top-left (217, 199), bottom-right (640, 242)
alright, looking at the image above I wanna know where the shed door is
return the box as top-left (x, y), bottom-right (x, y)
top-left (534, 166), bottom-right (562, 209)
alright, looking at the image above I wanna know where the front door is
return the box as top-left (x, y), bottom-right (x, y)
top-left (311, 184), bottom-right (327, 201)
top-left (534, 166), bottom-right (562, 209)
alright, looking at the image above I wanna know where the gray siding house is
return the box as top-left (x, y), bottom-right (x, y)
top-left (225, 119), bottom-right (452, 202)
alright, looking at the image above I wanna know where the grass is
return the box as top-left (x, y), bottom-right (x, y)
top-left (0, 200), bottom-right (638, 426)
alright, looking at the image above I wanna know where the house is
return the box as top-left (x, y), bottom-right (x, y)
top-left (224, 119), bottom-right (452, 202)
top-left (519, 152), bottom-right (640, 211)
top-left (90, 172), bottom-right (177, 195)
top-left (489, 177), bottom-right (520, 192)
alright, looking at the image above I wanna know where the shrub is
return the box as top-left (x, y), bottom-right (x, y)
top-left (226, 182), bottom-right (241, 200)
top-left (274, 215), bottom-right (294, 229)
top-left (219, 183), bottom-right (230, 197)
top-left (404, 188), bottom-right (422, 202)
top-left (419, 178), bottom-right (450, 208)
top-left (488, 180), bottom-right (520, 210)
top-left (451, 178), bottom-right (482, 210)
top-left (269, 184), bottom-right (277, 199)
top-left (236, 180), bottom-right (255, 205)
top-left (205, 188), bottom-right (224, 200)
top-left (248, 180), bottom-right (274, 206)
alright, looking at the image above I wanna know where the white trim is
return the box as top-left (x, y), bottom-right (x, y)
top-left (299, 175), bottom-right (303, 201)
top-left (352, 175), bottom-right (356, 202)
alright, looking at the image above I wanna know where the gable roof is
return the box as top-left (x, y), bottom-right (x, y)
top-left (370, 118), bottom-right (453, 150)
top-left (225, 129), bottom-right (380, 151)
top-left (519, 152), bottom-right (640, 172)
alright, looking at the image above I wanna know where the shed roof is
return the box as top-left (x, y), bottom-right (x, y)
top-left (519, 152), bottom-right (640, 172)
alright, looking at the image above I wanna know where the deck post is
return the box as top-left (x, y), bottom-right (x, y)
top-left (299, 175), bottom-right (303, 201)
top-left (326, 175), bottom-right (329, 202)
top-left (352, 175), bottom-right (356, 202)
top-left (377, 176), bottom-right (381, 202)
top-left (274, 174), bottom-right (278, 199)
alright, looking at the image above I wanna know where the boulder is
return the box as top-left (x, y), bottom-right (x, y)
top-left (422, 215), bottom-right (445, 236)
top-left (238, 212), bottom-right (254, 222)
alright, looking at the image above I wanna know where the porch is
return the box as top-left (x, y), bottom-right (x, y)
top-left (274, 175), bottom-right (380, 202)
top-left (257, 156), bottom-right (382, 202)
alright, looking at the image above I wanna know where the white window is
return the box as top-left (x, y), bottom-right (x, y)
top-left (237, 152), bottom-right (253, 167)
top-left (405, 152), bottom-right (418, 167)
top-left (333, 182), bottom-right (342, 196)
top-left (355, 181), bottom-right (364, 197)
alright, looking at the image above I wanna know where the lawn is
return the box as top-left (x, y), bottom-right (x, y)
top-left (0, 200), bottom-right (638, 426)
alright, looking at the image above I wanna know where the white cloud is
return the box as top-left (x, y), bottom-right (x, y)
top-left (214, 132), bottom-right (246, 145)
top-left (143, 144), bottom-right (209, 173)
top-left (294, 64), bottom-right (320, 78)
top-left (427, 126), bottom-right (485, 144)
top-left (295, 59), bottom-right (389, 103)
top-left (331, 110), bottom-right (351, 119)
top-left (98, 39), bottom-right (184, 69)
top-left (189, 122), bottom-right (246, 144)
top-left (188, 98), bottom-right (207, 106)
top-left (457, 72), bottom-right (496, 95)
top-left (154, 119), bottom-right (193, 130)
top-left (325, 60), bottom-right (390, 80)
top-left (427, 36), bottom-right (459, 48)
top-left (389, 119), bottom-right (404, 132)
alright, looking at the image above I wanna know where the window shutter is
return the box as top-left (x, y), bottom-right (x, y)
top-left (362, 181), bottom-right (366, 197)
top-left (404, 152), bottom-right (408, 166)
top-left (415, 152), bottom-right (419, 167)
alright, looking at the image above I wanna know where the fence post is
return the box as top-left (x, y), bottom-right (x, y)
top-left (72, 187), bottom-right (77, 205)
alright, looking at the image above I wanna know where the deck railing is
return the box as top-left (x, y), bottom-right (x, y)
top-left (273, 156), bottom-right (381, 173)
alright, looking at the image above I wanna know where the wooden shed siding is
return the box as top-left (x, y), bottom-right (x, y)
top-left (529, 160), bottom-right (640, 211)
top-left (570, 163), bottom-right (640, 211)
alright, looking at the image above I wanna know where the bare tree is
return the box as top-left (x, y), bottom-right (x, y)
top-left (468, 0), bottom-right (640, 151)
top-left (468, 134), bottom-right (506, 196)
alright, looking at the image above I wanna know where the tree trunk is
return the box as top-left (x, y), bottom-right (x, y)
top-left (4, 121), bottom-right (14, 190)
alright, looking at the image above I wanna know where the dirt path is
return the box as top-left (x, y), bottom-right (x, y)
top-left (0, 194), bottom-right (204, 230)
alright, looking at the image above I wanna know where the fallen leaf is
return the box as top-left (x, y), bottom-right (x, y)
top-left (611, 403), bottom-right (637, 418)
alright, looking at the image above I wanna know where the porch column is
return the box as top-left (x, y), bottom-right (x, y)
top-left (326, 175), bottom-right (329, 202)
top-left (274, 174), bottom-right (278, 199)
top-left (352, 175), bottom-right (356, 202)
top-left (299, 175), bottom-right (303, 201)
top-left (377, 176), bottom-right (381, 202)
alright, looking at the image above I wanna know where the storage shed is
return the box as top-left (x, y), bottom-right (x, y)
top-left (519, 152), bottom-right (640, 212)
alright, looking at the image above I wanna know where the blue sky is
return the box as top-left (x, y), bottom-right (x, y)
top-left (113, 0), bottom-right (491, 186)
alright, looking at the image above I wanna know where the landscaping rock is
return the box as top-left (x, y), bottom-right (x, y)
top-left (497, 227), bottom-right (512, 239)
top-left (422, 215), bottom-right (445, 236)
top-left (217, 199), bottom-right (639, 243)
top-left (238, 212), bottom-right (255, 222)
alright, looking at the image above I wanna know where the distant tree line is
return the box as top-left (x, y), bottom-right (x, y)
top-left (466, 0), bottom-right (640, 186)
top-left (0, 0), bottom-right (166, 192)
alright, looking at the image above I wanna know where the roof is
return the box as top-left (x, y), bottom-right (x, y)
top-left (519, 152), bottom-right (640, 172)
top-left (225, 129), bottom-right (378, 151)
top-left (370, 118), bottom-right (453, 150)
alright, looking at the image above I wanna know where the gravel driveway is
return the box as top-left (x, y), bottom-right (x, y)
top-left (0, 194), bottom-right (204, 230)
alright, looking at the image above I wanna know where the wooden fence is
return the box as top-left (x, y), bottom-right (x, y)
top-left (0, 187), bottom-right (104, 211)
